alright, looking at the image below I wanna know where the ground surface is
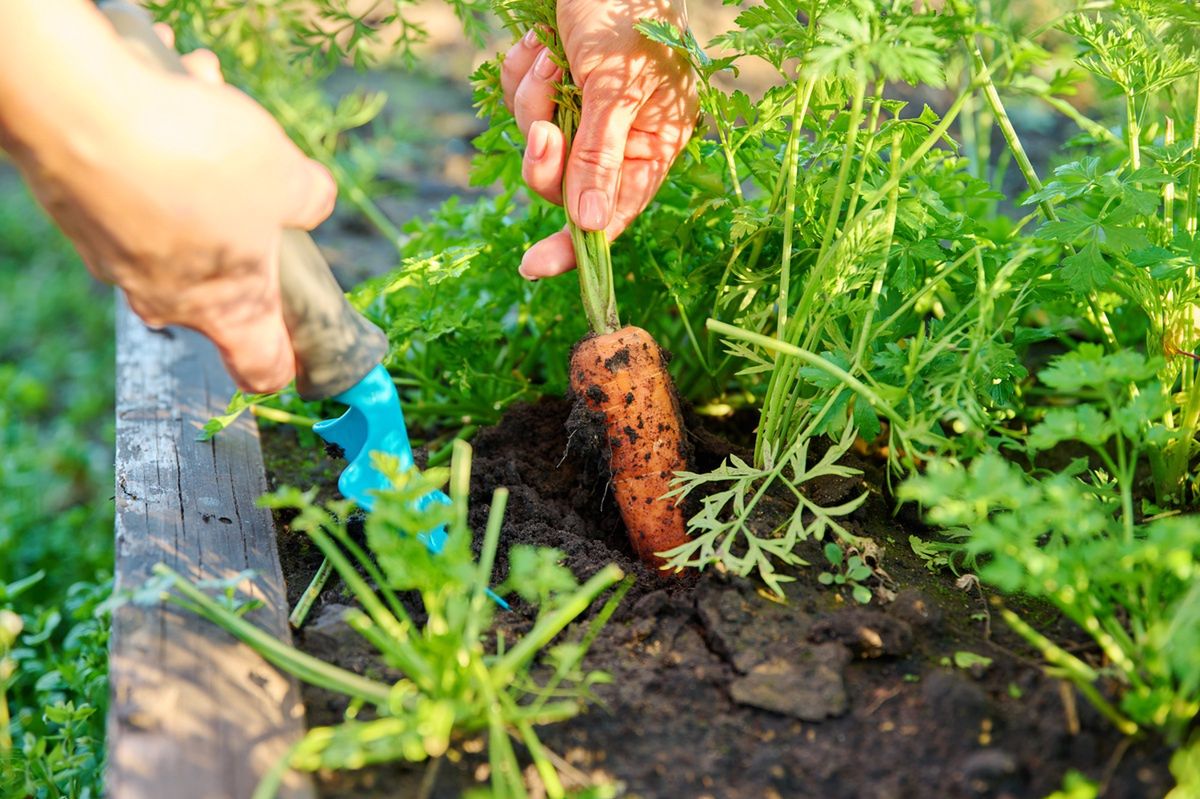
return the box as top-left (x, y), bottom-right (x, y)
top-left (261, 402), bottom-right (1174, 799)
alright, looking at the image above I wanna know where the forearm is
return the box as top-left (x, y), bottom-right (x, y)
top-left (0, 0), bottom-right (139, 166)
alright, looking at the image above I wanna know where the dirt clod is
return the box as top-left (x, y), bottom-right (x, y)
top-left (808, 607), bottom-right (914, 659)
top-left (729, 645), bottom-right (851, 720)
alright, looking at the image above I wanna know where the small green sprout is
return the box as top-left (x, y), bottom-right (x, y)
top-left (818, 542), bottom-right (874, 604)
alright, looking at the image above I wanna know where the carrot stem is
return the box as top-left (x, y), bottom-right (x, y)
top-left (557, 99), bottom-right (619, 335)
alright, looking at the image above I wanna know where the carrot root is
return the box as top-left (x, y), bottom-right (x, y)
top-left (569, 326), bottom-right (691, 569)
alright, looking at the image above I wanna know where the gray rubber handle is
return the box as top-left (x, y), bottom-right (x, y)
top-left (98, 1), bottom-right (389, 400)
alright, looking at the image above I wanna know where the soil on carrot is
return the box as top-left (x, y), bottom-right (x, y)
top-left (260, 401), bottom-right (1174, 799)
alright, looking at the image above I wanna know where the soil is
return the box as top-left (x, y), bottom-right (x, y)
top-left (260, 400), bottom-right (1175, 799)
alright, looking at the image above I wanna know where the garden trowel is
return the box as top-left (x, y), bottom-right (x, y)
top-left (99, 1), bottom-right (451, 553)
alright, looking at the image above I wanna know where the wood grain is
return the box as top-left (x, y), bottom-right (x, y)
top-left (109, 295), bottom-right (313, 799)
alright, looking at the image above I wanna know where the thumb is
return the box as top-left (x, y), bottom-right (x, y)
top-left (278, 153), bottom-right (338, 231)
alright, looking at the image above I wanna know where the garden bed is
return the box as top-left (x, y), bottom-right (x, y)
top-left (261, 401), bottom-right (1174, 798)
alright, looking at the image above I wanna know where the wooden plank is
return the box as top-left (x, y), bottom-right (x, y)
top-left (109, 294), bottom-right (314, 799)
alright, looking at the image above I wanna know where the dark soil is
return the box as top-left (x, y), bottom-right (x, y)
top-left (261, 400), bottom-right (1174, 799)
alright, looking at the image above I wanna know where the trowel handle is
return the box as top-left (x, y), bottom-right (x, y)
top-left (98, 2), bottom-right (388, 401)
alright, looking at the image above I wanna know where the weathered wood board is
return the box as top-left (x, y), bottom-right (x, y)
top-left (109, 295), bottom-right (313, 799)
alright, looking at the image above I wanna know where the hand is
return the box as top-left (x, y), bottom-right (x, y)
top-left (0, 14), bottom-right (335, 393)
top-left (500, 0), bottom-right (697, 279)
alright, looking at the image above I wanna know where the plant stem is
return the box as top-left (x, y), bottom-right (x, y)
top-left (851, 128), bottom-right (903, 371)
top-left (708, 320), bottom-right (906, 427)
top-left (1125, 91), bottom-right (1141, 171)
top-left (971, 42), bottom-right (1119, 350)
top-left (777, 86), bottom-right (806, 335)
top-left (517, 720), bottom-right (566, 799)
top-left (1001, 608), bottom-right (1138, 736)
top-left (289, 557), bottom-right (332, 629)
top-left (705, 81), bottom-right (744, 203)
top-left (0, 678), bottom-right (11, 751)
top-left (427, 426), bottom-right (478, 468)
top-left (467, 487), bottom-right (508, 646)
top-left (818, 79), bottom-right (867, 256)
top-left (251, 406), bottom-right (318, 428)
top-left (557, 88), bottom-right (619, 335)
top-left (494, 565), bottom-right (623, 684)
top-left (154, 563), bottom-right (393, 707)
top-left (1188, 75), bottom-right (1200, 237)
top-left (1165, 117), bottom-right (1176, 228)
top-left (971, 45), bottom-right (1052, 218)
top-left (303, 521), bottom-right (435, 688)
top-left (1163, 365), bottom-right (1200, 500)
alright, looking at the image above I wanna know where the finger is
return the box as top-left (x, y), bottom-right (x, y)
top-left (278, 154), bottom-right (338, 231)
top-left (565, 70), bottom-right (647, 232)
top-left (125, 293), bottom-right (170, 329)
top-left (519, 227), bottom-right (576, 279)
top-left (500, 29), bottom-right (545, 112)
top-left (522, 120), bottom-right (565, 205)
top-left (208, 308), bottom-right (296, 393)
top-left (180, 49), bottom-right (224, 85)
top-left (625, 125), bottom-right (689, 164)
top-left (606, 155), bottom-right (668, 240)
top-left (152, 22), bottom-right (175, 50)
top-left (513, 48), bottom-right (561, 137)
top-left (196, 259), bottom-right (297, 392)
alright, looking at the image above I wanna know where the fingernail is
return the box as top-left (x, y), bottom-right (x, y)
top-left (534, 49), bottom-right (557, 79)
top-left (528, 123), bottom-right (549, 161)
top-left (522, 28), bottom-right (540, 47)
top-left (578, 189), bottom-right (609, 230)
top-left (518, 261), bottom-right (539, 282)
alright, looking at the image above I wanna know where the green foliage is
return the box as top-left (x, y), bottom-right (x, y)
top-left (0, 577), bottom-right (110, 799)
top-left (0, 183), bottom-right (113, 598)
top-left (902, 453), bottom-right (1200, 743)
top-left (817, 541), bottom-right (874, 604)
top-left (1045, 770), bottom-right (1099, 799)
top-left (145, 444), bottom-right (625, 798)
top-left (350, 197), bottom-right (581, 426)
top-left (1169, 739), bottom-right (1200, 799)
top-left (0, 180), bottom-right (113, 799)
top-left (664, 427), bottom-right (865, 594)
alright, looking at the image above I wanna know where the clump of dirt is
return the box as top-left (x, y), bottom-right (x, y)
top-left (262, 399), bottom-right (1174, 799)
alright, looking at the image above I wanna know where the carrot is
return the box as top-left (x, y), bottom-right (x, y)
top-left (570, 326), bottom-right (691, 569)
top-left (505, 15), bottom-right (693, 569)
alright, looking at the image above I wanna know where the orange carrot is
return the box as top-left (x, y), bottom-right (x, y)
top-left (570, 326), bottom-right (691, 569)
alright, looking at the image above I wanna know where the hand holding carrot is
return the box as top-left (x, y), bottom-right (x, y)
top-left (500, 0), bottom-right (698, 279)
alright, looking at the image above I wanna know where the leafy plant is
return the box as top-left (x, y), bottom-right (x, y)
top-left (636, 0), bottom-right (1045, 585)
top-left (0, 180), bottom-right (114, 799)
top-left (664, 427), bottom-right (866, 594)
top-left (901, 450), bottom-right (1200, 743)
top-left (817, 541), bottom-right (874, 604)
top-left (143, 443), bottom-right (626, 798)
top-left (0, 576), bottom-right (110, 799)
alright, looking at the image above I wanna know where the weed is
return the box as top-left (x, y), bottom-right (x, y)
top-left (817, 541), bottom-right (875, 604)
top-left (140, 443), bottom-right (626, 798)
